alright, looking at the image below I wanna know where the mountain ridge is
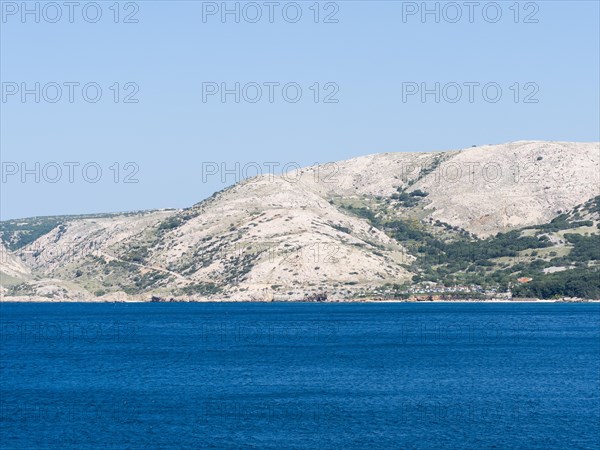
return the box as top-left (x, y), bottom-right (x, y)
top-left (2, 141), bottom-right (599, 301)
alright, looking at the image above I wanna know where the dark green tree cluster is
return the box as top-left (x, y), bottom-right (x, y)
top-left (391, 188), bottom-right (429, 207)
top-left (512, 268), bottom-right (600, 299)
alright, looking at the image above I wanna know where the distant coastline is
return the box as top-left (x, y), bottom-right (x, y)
top-left (1, 297), bottom-right (598, 304)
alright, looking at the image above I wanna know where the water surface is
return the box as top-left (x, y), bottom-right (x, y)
top-left (1, 302), bottom-right (599, 449)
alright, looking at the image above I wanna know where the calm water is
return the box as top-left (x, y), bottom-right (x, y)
top-left (0, 302), bottom-right (599, 449)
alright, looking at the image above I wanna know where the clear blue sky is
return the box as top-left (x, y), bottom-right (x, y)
top-left (1, 1), bottom-right (599, 220)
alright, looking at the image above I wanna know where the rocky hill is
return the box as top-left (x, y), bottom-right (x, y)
top-left (1, 141), bottom-right (599, 301)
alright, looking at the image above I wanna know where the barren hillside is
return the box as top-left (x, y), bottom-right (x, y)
top-left (1, 141), bottom-right (598, 301)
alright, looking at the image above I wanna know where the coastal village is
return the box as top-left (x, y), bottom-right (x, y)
top-left (149, 281), bottom-right (591, 303)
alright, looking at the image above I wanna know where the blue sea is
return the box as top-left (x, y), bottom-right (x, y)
top-left (1, 302), bottom-right (599, 449)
